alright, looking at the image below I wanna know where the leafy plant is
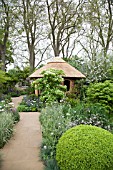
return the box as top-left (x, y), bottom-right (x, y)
top-left (17, 105), bottom-right (30, 112)
top-left (0, 94), bottom-right (12, 103)
top-left (0, 112), bottom-right (14, 148)
top-left (17, 94), bottom-right (42, 112)
top-left (68, 102), bottom-right (113, 132)
top-left (40, 103), bottom-right (71, 161)
top-left (56, 125), bottom-right (113, 170)
top-left (10, 108), bottom-right (20, 123)
top-left (44, 159), bottom-right (59, 170)
top-left (33, 69), bottom-right (66, 103)
top-left (86, 80), bottom-right (113, 113)
top-left (40, 101), bottom-right (113, 170)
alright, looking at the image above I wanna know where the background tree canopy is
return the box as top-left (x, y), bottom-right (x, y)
top-left (0, 0), bottom-right (112, 82)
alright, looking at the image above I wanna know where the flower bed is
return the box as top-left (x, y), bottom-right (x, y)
top-left (0, 100), bottom-right (20, 148)
top-left (40, 102), bottom-right (113, 169)
top-left (17, 94), bottom-right (43, 112)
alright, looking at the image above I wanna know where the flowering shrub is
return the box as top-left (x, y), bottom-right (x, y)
top-left (33, 69), bottom-right (66, 103)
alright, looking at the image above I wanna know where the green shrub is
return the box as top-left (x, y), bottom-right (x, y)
top-left (0, 112), bottom-right (14, 148)
top-left (56, 125), bottom-right (113, 170)
top-left (17, 104), bottom-right (30, 112)
top-left (86, 80), bottom-right (113, 113)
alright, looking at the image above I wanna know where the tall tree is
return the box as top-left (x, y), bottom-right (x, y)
top-left (81, 0), bottom-right (113, 61)
top-left (17, 0), bottom-right (46, 72)
top-left (46, 0), bottom-right (84, 58)
top-left (0, 0), bottom-right (17, 71)
top-left (0, 0), bottom-right (10, 71)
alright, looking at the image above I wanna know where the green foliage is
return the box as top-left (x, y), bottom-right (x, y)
top-left (17, 105), bottom-right (30, 112)
top-left (8, 66), bottom-right (30, 85)
top-left (11, 108), bottom-right (20, 123)
top-left (17, 95), bottom-right (42, 112)
top-left (64, 55), bottom-right (84, 72)
top-left (33, 69), bottom-right (66, 103)
top-left (0, 29), bottom-right (14, 69)
top-left (44, 159), bottom-right (59, 170)
top-left (40, 102), bottom-right (113, 169)
top-left (107, 66), bottom-right (113, 80)
top-left (25, 86), bottom-right (35, 95)
top-left (86, 80), bottom-right (113, 113)
top-left (69, 102), bottom-right (113, 132)
top-left (0, 100), bottom-right (20, 123)
top-left (0, 94), bottom-right (12, 103)
top-left (40, 103), bottom-right (71, 161)
top-left (0, 112), bottom-right (14, 148)
top-left (56, 125), bottom-right (113, 170)
top-left (0, 70), bottom-right (10, 84)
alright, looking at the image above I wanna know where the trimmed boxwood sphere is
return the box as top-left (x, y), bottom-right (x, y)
top-left (56, 125), bottom-right (113, 170)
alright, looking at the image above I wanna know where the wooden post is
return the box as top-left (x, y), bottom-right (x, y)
top-left (35, 84), bottom-right (39, 96)
top-left (70, 80), bottom-right (74, 92)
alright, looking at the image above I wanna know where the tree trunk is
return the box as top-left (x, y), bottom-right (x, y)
top-left (0, 44), bottom-right (6, 71)
top-left (53, 44), bottom-right (60, 57)
top-left (29, 46), bottom-right (35, 73)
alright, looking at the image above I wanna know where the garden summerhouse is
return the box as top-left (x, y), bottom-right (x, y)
top-left (29, 57), bottom-right (85, 95)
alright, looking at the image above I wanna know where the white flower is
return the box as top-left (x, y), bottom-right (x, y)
top-left (43, 145), bottom-right (47, 149)
top-left (0, 106), bottom-right (2, 109)
top-left (0, 109), bottom-right (4, 112)
top-left (9, 102), bottom-right (14, 107)
top-left (81, 120), bottom-right (84, 123)
top-left (51, 132), bottom-right (54, 135)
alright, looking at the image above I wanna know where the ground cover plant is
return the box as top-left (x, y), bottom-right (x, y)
top-left (40, 102), bottom-right (113, 169)
top-left (17, 94), bottom-right (42, 112)
top-left (56, 125), bottom-right (113, 170)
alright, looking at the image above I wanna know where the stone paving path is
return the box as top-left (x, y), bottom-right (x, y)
top-left (0, 96), bottom-right (44, 170)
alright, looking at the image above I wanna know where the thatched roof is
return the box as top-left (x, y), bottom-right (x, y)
top-left (29, 57), bottom-right (85, 79)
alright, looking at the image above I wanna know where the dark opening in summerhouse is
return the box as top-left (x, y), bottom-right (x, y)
top-left (64, 80), bottom-right (70, 91)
